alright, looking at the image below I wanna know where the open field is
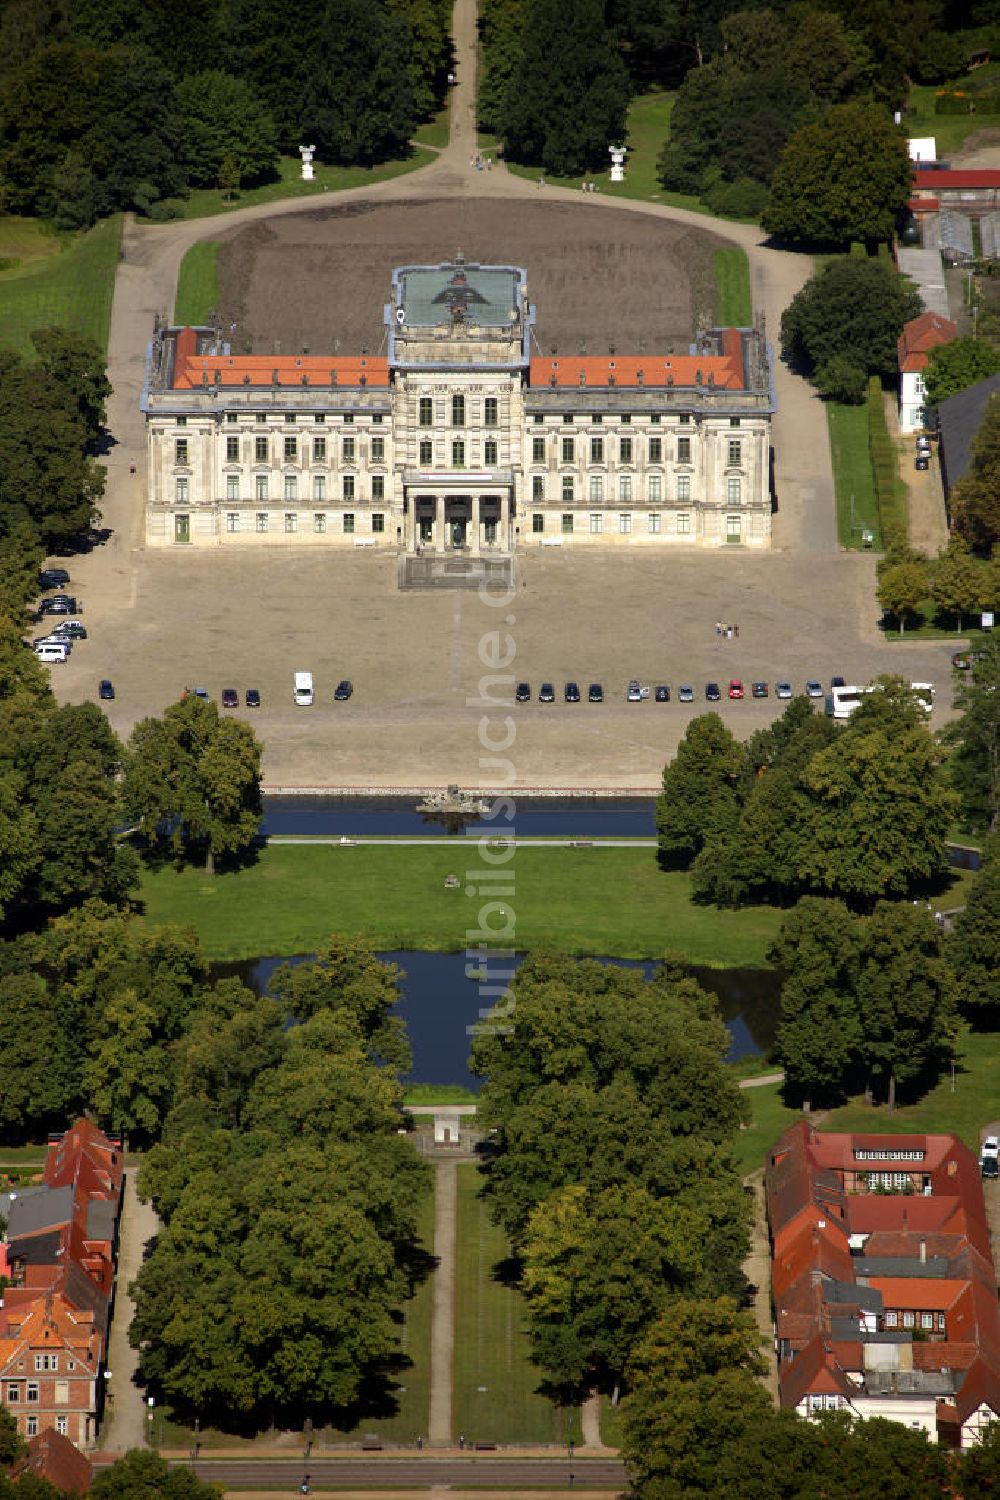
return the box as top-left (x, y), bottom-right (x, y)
top-left (0, 215), bottom-right (121, 356)
top-left (0, 215), bottom-right (64, 271)
top-left (453, 1165), bottom-right (582, 1446)
top-left (151, 151), bottom-right (433, 224)
top-left (138, 845), bottom-right (785, 965)
top-left (174, 241), bottom-right (220, 325)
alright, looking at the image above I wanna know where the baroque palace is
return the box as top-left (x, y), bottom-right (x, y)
top-left (143, 257), bottom-right (774, 552)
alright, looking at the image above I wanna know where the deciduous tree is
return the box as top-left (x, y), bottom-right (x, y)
top-left (771, 897), bottom-right (863, 1109)
top-left (943, 637), bottom-right (1000, 833)
top-left (877, 558), bottom-right (930, 634)
top-left (931, 536), bottom-right (985, 631)
top-left (923, 335), bottom-right (1000, 410)
top-left (781, 258), bottom-right (922, 393)
top-left (177, 71), bottom-right (278, 187)
top-left (948, 856), bottom-right (1000, 1019)
top-left (656, 713), bottom-right (744, 868)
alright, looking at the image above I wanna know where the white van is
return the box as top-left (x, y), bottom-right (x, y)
top-left (294, 671), bottom-right (314, 707)
top-left (34, 642), bottom-right (70, 663)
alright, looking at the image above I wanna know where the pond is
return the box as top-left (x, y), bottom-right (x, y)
top-left (260, 795), bottom-right (657, 839)
top-left (212, 949), bottom-right (780, 1091)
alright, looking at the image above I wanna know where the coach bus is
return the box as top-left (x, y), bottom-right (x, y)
top-left (827, 681), bottom-right (935, 721)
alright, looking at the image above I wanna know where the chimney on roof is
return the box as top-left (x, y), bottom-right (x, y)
top-left (301, 375), bottom-right (309, 386)
top-left (637, 369), bottom-right (644, 385)
top-left (271, 369), bottom-right (279, 386)
top-left (201, 372), bottom-right (209, 387)
top-left (243, 374), bottom-right (250, 386)
top-left (578, 371), bottom-right (586, 386)
top-left (920, 1239), bottom-right (927, 1264)
top-left (213, 370), bottom-right (221, 386)
top-left (360, 375), bottom-right (367, 387)
top-left (608, 375), bottom-right (616, 386)
top-left (695, 369), bottom-right (703, 385)
top-left (550, 375), bottom-right (557, 388)
top-left (331, 371), bottom-right (338, 386)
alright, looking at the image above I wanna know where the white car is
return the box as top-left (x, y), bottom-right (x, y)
top-left (626, 680), bottom-right (643, 702)
top-left (776, 681), bottom-right (793, 699)
top-left (982, 1136), bottom-right (999, 1161)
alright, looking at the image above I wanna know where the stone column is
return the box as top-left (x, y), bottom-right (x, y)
top-left (435, 494), bottom-right (445, 552)
top-left (471, 495), bottom-right (481, 555)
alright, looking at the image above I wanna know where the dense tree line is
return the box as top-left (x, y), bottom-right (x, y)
top-left (0, 0), bottom-right (450, 222)
top-left (657, 686), bottom-right (957, 910)
top-left (780, 258), bottom-right (922, 404)
top-left (877, 536), bottom-right (1000, 633)
top-left (470, 955), bottom-right (750, 1399)
top-left (131, 940), bottom-right (430, 1428)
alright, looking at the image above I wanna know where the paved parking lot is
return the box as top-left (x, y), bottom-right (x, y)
top-left (52, 543), bottom-right (957, 791)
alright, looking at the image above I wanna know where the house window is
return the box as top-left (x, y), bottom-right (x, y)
top-left (371, 436), bottom-right (385, 462)
top-left (676, 512), bottom-right (691, 534)
top-left (26, 1418), bottom-right (37, 1438)
top-left (620, 474), bottom-right (632, 502)
top-left (284, 512), bottom-right (297, 532)
top-left (175, 477), bottom-right (188, 504)
top-left (484, 439), bottom-right (498, 467)
top-left (256, 512), bottom-right (268, 532)
top-left (885, 1311), bottom-right (898, 1328)
top-left (484, 397), bottom-right (498, 426)
top-left (649, 437), bottom-right (662, 462)
top-left (226, 474), bottom-right (239, 502)
top-left (313, 475), bottom-right (326, 502)
top-left (532, 514), bottom-right (544, 534)
top-left (26, 1384), bottom-right (38, 1403)
top-left (343, 513), bottom-right (355, 533)
top-left (532, 437), bottom-right (545, 463)
top-left (648, 513), bottom-right (661, 534)
top-left (619, 512), bottom-right (631, 534)
top-left (343, 437), bottom-right (355, 463)
top-left (7, 1386), bottom-right (19, 1403)
top-left (255, 436), bottom-right (268, 462)
top-left (590, 512), bottom-right (603, 534)
top-left (532, 475), bottom-right (544, 500)
top-left (727, 477), bottom-right (741, 505)
top-left (452, 394), bottom-right (465, 426)
top-left (649, 474), bottom-right (662, 503)
top-left (56, 1417), bottom-right (68, 1436)
top-left (314, 513), bottom-right (326, 532)
top-left (313, 437), bottom-right (326, 461)
top-left (419, 397), bottom-right (433, 427)
top-left (620, 437), bottom-right (632, 462)
top-left (728, 439), bottom-right (742, 466)
top-left (343, 475), bottom-right (355, 500)
top-left (372, 475), bottom-right (384, 500)
top-left (903, 1311), bottom-right (915, 1329)
top-left (921, 1313), bottom-right (933, 1330)
top-left (226, 436), bottom-right (239, 462)
top-left (284, 474), bottom-right (297, 502)
top-left (562, 476), bottom-right (574, 503)
top-left (561, 513), bottom-right (574, 533)
top-left (452, 440), bottom-right (465, 467)
top-left (419, 439), bottom-right (433, 466)
top-left (175, 439), bottom-right (188, 464)
top-left (372, 513), bottom-right (385, 533)
top-left (255, 474), bottom-right (268, 501)
top-left (590, 437), bottom-right (604, 463)
top-left (226, 512), bottom-right (240, 533)
top-left (590, 475), bottom-right (603, 502)
top-left (562, 437), bottom-right (574, 463)
top-left (677, 474), bottom-right (691, 502)
top-left (677, 436), bottom-right (691, 462)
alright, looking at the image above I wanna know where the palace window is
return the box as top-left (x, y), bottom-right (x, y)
top-left (419, 439), bottom-right (433, 466)
top-left (532, 437), bottom-right (545, 463)
top-left (226, 513), bottom-right (240, 533)
top-left (226, 412), bottom-right (238, 424)
top-left (284, 475), bottom-right (297, 502)
top-left (484, 439), bottom-right (498, 466)
top-left (532, 475), bottom-right (544, 500)
top-left (314, 513), bottom-right (326, 532)
top-left (372, 475), bottom-right (385, 499)
top-left (313, 437), bottom-right (326, 461)
top-left (562, 437), bottom-right (574, 463)
top-left (679, 413), bottom-right (691, 425)
top-left (591, 414), bottom-right (603, 424)
top-left (314, 414), bottom-right (326, 423)
top-left (372, 513), bottom-right (385, 533)
top-left (343, 513), bottom-right (355, 533)
top-left (728, 439), bottom-right (742, 466)
top-left (677, 436), bottom-right (691, 462)
top-left (532, 514), bottom-right (544, 533)
top-left (451, 440), bottom-right (465, 468)
top-left (343, 475), bottom-right (355, 500)
top-left (176, 416), bottom-right (187, 427)
top-left (255, 436), bottom-right (268, 462)
top-left (284, 512), bottom-right (297, 533)
top-left (563, 414), bottom-right (574, 424)
top-left (649, 438), bottom-right (662, 462)
top-left (561, 513), bottom-right (574, 533)
top-left (255, 474), bottom-right (268, 501)
top-left (729, 417), bottom-right (741, 427)
top-left (226, 475), bottom-right (239, 502)
top-left (590, 475), bottom-right (603, 502)
top-left (284, 413), bottom-right (296, 423)
top-left (484, 397), bottom-right (498, 427)
top-left (343, 437), bottom-right (355, 462)
top-left (226, 436), bottom-right (239, 462)
top-left (676, 512), bottom-right (691, 534)
top-left (649, 474), bottom-right (661, 503)
top-left (256, 512), bottom-right (268, 532)
top-left (452, 394), bottom-right (465, 426)
top-left (648, 513), bottom-right (661, 534)
top-left (373, 414), bottom-right (383, 424)
top-left (562, 476), bottom-right (574, 502)
top-left (621, 414), bottom-right (631, 425)
top-left (590, 437), bottom-right (604, 463)
top-left (174, 439), bottom-right (188, 465)
top-left (619, 437), bottom-right (632, 462)
top-left (619, 512), bottom-right (631, 534)
top-left (727, 477), bottom-right (741, 505)
top-left (371, 436), bottom-right (385, 462)
top-left (589, 513), bottom-right (603, 534)
top-left (620, 474), bottom-right (632, 502)
top-left (343, 413), bottom-right (354, 424)
top-left (283, 436), bottom-right (297, 462)
top-left (313, 475), bottom-right (326, 502)
top-left (677, 474), bottom-right (691, 502)
top-left (650, 413), bottom-right (661, 424)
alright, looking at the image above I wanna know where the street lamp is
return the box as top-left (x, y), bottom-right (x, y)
top-left (147, 1396), bottom-right (156, 1450)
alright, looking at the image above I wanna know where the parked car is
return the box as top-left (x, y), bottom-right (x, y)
top-left (39, 596), bottom-right (78, 615)
top-left (776, 681), bottom-right (793, 699)
top-left (564, 681), bottom-right (581, 703)
top-left (38, 567), bottom-right (70, 590)
top-left (245, 688), bottom-right (261, 708)
top-left (654, 684), bottom-right (670, 703)
top-left (982, 1135), bottom-right (999, 1162)
top-left (805, 680), bottom-right (824, 698)
top-left (515, 682), bottom-right (531, 702)
top-left (588, 683), bottom-right (603, 703)
top-left (334, 679), bottom-right (353, 700)
top-left (915, 453), bottom-right (929, 471)
top-left (193, 687), bottom-right (210, 701)
top-left (678, 685), bottom-right (695, 703)
top-left (982, 1137), bottom-right (999, 1179)
top-left (626, 680), bottom-right (643, 702)
top-left (831, 675), bottom-right (846, 689)
top-left (539, 682), bottom-right (555, 703)
top-left (35, 634), bottom-right (72, 653)
top-left (706, 682), bottom-right (721, 702)
top-left (221, 688), bottom-right (239, 708)
top-left (728, 679), bottom-right (744, 700)
top-left (98, 679), bottom-right (115, 700)
top-left (751, 681), bottom-right (768, 699)
top-left (51, 620), bottom-right (87, 640)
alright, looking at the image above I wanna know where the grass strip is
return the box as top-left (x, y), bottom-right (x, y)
top-left (828, 398), bottom-right (879, 549)
top-left (152, 151), bottom-right (431, 224)
top-left (867, 376), bottom-right (906, 549)
top-left (174, 241), bottom-right (220, 325)
top-left (713, 248), bottom-right (751, 325)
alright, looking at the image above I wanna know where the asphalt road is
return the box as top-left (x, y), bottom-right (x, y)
top-left (150, 1456), bottom-right (628, 1489)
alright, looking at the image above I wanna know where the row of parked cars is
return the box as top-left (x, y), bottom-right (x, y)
top-left (32, 569), bottom-right (86, 664)
top-left (515, 678), bottom-right (835, 704)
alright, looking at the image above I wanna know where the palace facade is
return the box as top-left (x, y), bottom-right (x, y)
top-left (143, 258), bottom-right (774, 551)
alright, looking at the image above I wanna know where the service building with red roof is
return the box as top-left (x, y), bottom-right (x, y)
top-left (142, 257), bottom-right (774, 552)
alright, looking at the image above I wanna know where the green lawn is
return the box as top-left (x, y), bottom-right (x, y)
top-left (174, 241), bottom-right (220, 325)
top-left (453, 1164), bottom-right (582, 1446)
top-left (413, 107), bottom-right (450, 150)
top-left (828, 399), bottom-right (880, 550)
top-left (732, 1082), bottom-right (803, 1178)
top-left (713, 248), bottom-right (752, 325)
top-left (138, 844), bottom-right (784, 966)
top-left (907, 72), bottom-right (1000, 154)
top-left (150, 151), bottom-right (432, 224)
top-left (0, 214), bottom-right (122, 357)
top-left (0, 215), bottom-right (64, 272)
